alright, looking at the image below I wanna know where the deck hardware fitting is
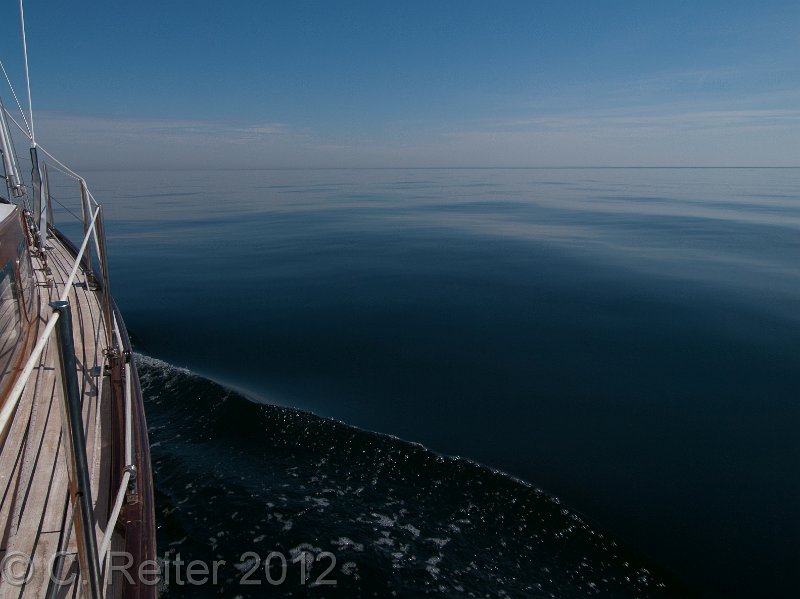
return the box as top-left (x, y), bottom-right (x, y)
top-left (124, 464), bottom-right (139, 504)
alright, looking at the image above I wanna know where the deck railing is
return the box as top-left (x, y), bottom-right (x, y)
top-left (1, 6), bottom-right (142, 592)
top-left (0, 139), bottom-right (137, 597)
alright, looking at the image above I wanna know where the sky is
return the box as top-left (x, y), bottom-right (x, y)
top-left (1, 0), bottom-right (799, 169)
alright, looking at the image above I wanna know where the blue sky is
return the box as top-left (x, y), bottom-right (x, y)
top-left (2, 0), bottom-right (799, 168)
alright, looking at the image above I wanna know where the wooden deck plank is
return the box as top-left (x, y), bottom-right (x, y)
top-left (0, 377), bottom-right (35, 549)
top-left (0, 250), bottom-right (49, 522)
top-left (0, 264), bottom-right (51, 553)
top-left (0, 235), bottom-right (115, 598)
top-left (21, 530), bottom-right (60, 596)
top-left (8, 345), bottom-right (59, 536)
top-left (0, 355), bottom-right (62, 599)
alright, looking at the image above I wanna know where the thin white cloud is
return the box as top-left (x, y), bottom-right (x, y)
top-left (431, 105), bottom-right (800, 166)
top-left (501, 109), bottom-right (800, 131)
top-left (27, 112), bottom-right (318, 169)
top-left (17, 104), bottom-right (800, 170)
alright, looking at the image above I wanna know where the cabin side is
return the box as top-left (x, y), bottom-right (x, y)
top-left (0, 203), bottom-right (37, 409)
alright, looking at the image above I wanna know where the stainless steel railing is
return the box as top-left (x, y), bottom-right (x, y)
top-left (51, 299), bottom-right (103, 598)
top-left (0, 158), bottom-right (137, 598)
top-left (1, 14), bottom-right (139, 593)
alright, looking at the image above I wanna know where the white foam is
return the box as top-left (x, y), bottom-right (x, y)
top-left (310, 497), bottom-right (330, 508)
top-left (402, 523), bottom-right (420, 537)
top-left (134, 352), bottom-right (191, 375)
top-left (333, 537), bottom-right (364, 552)
top-left (340, 561), bottom-right (359, 580)
top-left (371, 512), bottom-right (396, 527)
top-left (425, 556), bottom-right (441, 579)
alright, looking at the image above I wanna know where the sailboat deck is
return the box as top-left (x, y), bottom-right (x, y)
top-left (0, 234), bottom-right (116, 597)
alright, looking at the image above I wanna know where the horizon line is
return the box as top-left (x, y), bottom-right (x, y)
top-left (74, 165), bottom-right (800, 173)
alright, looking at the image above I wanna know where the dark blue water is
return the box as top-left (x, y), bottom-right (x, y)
top-left (78, 168), bottom-right (799, 597)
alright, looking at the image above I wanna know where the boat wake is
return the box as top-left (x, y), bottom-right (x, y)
top-left (136, 353), bottom-right (692, 598)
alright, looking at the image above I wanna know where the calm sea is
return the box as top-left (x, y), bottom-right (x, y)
top-left (68, 168), bottom-right (799, 598)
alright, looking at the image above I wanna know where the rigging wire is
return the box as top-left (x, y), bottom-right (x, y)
top-left (45, 183), bottom-right (84, 222)
top-left (4, 107), bottom-right (100, 219)
top-left (49, 195), bottom-right (84, 223)
top-left (3, 106), bottom-right (31, 141)
top-left (18, 0), bottom-right (35, 146)
top-left (5, 1), bottom-right (99, 210)
top-left (0, 93), bottom-right (29, 210)
top-left (3, 108), bottom-right (87, 186)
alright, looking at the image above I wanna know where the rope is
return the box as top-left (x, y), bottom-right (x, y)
top-left (86, 187), bottom-right (100, 208)
top-left (99, 324), bottom-right (136, 564)
top-left (41, 160), bottom-right (82, 183)
top-left (3, 109), bottom-right (98, 212)
top-left (0, 313), bottom-right (59, 436)
top-left (99, 296), bottom-right (136, 564)
top-left (59, 206), bottom-right (100, 302)
top-left (3, 106), bottom-right (31, 141)
top-left (0, 60), bottom-right (32, 138)
top-left (113, 322), bottom-right (133, 467)
top-left (36, 144), bottom-right (83, 182)
top-left (1, 6), bottom-right (134, 566)
top-left (98, 471), bottom-right (131, 560)
top-left (0, 204), bottom-right (100, 437)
